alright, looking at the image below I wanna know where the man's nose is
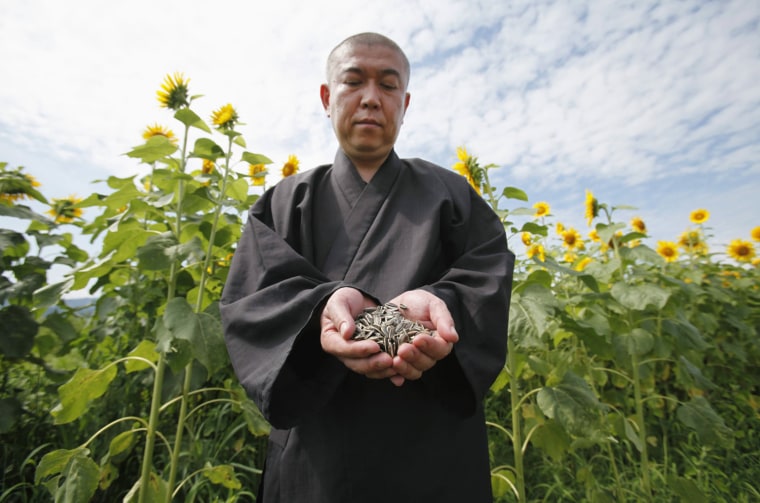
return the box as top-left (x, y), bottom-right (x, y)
top-left (361, 83), bottom-right (381, 108)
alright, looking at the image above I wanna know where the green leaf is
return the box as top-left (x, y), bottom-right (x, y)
top-left (108, 430), bottom-right (138, 462)
top-left (204, 464), bottom-right (242, 490)
top-left (502, 186), bottom-right (528, 201)
top-left (676, 396), bottom-right (734, 448)
top-left (623, 417), bottom-right (644, 452)
top-left (0, 203), bottom-right (53, 222)
top-left (175, 107), bottom-right (211, 133)
top-left (36, 448), bottom-right (99, 502)
top-left (125, 135), bottom-right (178, 163)
top-left (0, 305), bottom-right (38, 358)
top-left (537, 371), bottom-right (603, 437)
top-left (596, 222), bottom-right (626, 245)
top-left (610, 282), bottom-right (670, 311)
top-left (123, 471), bottom-right (169, 503)
top-left (191, 138), bottom-right (224, 161)
top-left (124, 340), bottom-right (159, 373)
top-left (530, 419), bottom-right (572, 461)
top-left (225, 177), bottom-right (250, 202)
top-left (137, 233), bottom-right (203, 271)
top-left (508, 283), bottom-right (556, 349)
top-left (33, 278), bottom-right (75, 311)
top-left (490, 467), bottom-right (516, 499)
top-left (240, 395), bottom-right (271, 436)
top-left (614, 328), bottom-right (654, 357)
top-left (667, 474), bottom-right (708, 503)
top-left (52, 365), bottom-right (118, 424)
top-left (519, 221), bottom-right (548, 236)
top-left (241, 151), bottom-right (273, 165)
top-left (155, 297), bottom-right (228, 374)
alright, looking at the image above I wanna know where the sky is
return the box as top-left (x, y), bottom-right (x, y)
top-left (1, 0), bottom-right (759, 278)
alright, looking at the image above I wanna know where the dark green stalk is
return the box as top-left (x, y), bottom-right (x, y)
top-left (508, 337), bottom-right (526, 502)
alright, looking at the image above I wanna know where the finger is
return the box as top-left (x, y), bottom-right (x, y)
top-left (396, 342), bottom-right (437, 372)
top-left (342, 351), bottom-right (394, 376)
top-left (322, 333), bottom-right (380, 359)
top-left (428, 301), bottom-right (458, 344)
top-left (390, 375), bottom-right (406, 387)
top-left (412, 334), bottom-right (454, 361)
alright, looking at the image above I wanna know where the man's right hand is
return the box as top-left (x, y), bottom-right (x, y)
top-left (320, 287), bottom-right (397, 380)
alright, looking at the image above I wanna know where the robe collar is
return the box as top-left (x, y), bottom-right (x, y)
top-left (332, 149), bottom-right (402, 206)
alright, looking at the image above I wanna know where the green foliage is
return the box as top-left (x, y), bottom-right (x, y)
top-left (1, 86), bottom-right (758, 502)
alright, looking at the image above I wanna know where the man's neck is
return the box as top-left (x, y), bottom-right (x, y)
top-left (347, 151), bottom-right (392, 182)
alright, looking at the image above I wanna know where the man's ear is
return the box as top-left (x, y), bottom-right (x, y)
top-left (320, 84), bottom-right (331, 114)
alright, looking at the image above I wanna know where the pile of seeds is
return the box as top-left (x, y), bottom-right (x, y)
top-left (352, 302), bottom-right (432, 357)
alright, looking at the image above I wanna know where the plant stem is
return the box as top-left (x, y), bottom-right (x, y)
top-left (631, 350), bottom-right (652, 499)
top-left (507, 337), bottom-right (526, 502)
top-left (138, 122), bottom-right (191, 503)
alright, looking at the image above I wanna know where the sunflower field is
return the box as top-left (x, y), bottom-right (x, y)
top-left (1, 75), bottom-right (759, 502)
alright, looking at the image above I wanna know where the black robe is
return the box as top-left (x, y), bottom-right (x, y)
top-left (220, 150), bottom-right (515, 503)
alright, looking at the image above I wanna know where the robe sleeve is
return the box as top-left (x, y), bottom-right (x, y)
top-left (220, 186), bottom-right (352, 429)
top-left (420, 178), bottom-right (515, 416)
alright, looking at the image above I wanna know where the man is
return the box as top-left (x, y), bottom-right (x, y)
top-left (221, 32), bottom-right (514, 502)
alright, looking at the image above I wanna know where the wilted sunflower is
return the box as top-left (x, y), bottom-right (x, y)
top-left (689, 208), bottom-right (710, 225)
top-left (585, 190), bottom-right (599, 226)
top-left (727, 239), bottom-right (755, 263)
top-left (452, 146), bottom-right (482, 195)
top-left (281, 155), bottom-right (299, 178)
top-left (249, 163), bottom-right (266, 186)
top-left (0, 168), bottom-right (42, 203)
top-left (142, 123), bottom-right (177, 144)
top-left (533, 201), bottom-right (550, 218)
top-left (521, 232), bottom-right (532, 246)
top-left (631, 217), bottom-right (646, 234)
top-left (211, 103), bottom-right (239, 130)
top-left (561, 228), bottom-right (583, 250)
top-left (751, 226), bottom-right (760, 242)
top-left (47, 195), bottom-right (83, 224)
top-left (157, 72), bottom-right (190, 110)
top-left (526, 243), bottom-right (545, 262)
top-left (656, 241), bottom-right (679, 263)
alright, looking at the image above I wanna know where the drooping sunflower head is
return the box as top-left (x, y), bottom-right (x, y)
top-left (202, 159), bottom-right (216, 175)
top-left (521, 232), bottom-right (532, 247)
top-left (211, 103), bottom-right (239, 130)
top-left (533, 201), bottom-right (550, 218)
top-left (282, 155), bottom-right (300, 178)
top-left (46, 195), bottom-right (83, 224)
top-left (526, 243), bottom-right (545, 262)
top-left (561, 228), bottom-right (583, 250)
top-left (689, 208), bottom-right (710, 225)
top-left (142, 123), bottom-right (178, 144)
top-left (656, 240), bottom-right (679, 263)
top-left (585, 190), bottom-right (599, 226)
top-left (249, 163), bottom-right (267, 186)
top-left (631, 216), bottom-right (647, 234)
top-left (751, 226), bottom-right (760, 242)
top-left (0, 167), bottom-right (42, 204)
top-left (727, 239), bottom-right (756, 263)
top-left (451, 146), bottom-right (483, 195)
top-left (157, 72), bottom-right (190, 110)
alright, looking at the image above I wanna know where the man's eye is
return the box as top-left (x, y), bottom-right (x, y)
top-left (381, 83), bottom-right (398, 90)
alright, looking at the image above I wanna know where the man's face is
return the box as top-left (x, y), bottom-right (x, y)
top-left (320, 44), bottom-right (411, 168)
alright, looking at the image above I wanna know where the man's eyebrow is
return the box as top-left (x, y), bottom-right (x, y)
top-left (339, 66), bottom-right (403, 79)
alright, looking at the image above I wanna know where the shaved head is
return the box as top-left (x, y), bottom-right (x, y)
top-left (326, 32), bottom-right (411, 90)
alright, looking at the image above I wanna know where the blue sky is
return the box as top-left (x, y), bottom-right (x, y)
top-left (1, 0), bottom-right (759, 270)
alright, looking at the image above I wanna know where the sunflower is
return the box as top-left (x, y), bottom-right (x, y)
top-left (281, 155), bottom-right (300, 178)
top-left (46, 195), bottom-right (83, 224)
top-left (561, 228), bottom-right (583, 250)
top-left (588, 229), bottom-right (601, 243)
top-left (727, 239), bottom-right (756, 263)
top-left (574, 256), bottom-right (592, 272)
top-left (563, 252), bottom-right (577, 263)
top-left (211, 103), bottom-right (239, 130)
top-left (526, 243), bottom-right (545, 262)
top-left (202, 159), bottom-right (216, 175)
top-left (585, 190), bottom-right (599, 226)
top-left (679, 230), bottom-right (708, 255)
top-left (689, 209), bottom-right (710, 225)
top-left (156, 72), bottom-right (190, 110)
top-left (521, 232), bottom-right (532, 247)
top-left (751, 226), bottom-right (760, 242)
top-left (631, 216), bottom-right (646, 233)
top-left (249, 163), bottom-right (267, 186)
top-left (533, 201), bottom-right (550, 218)
top-left (656, 241), bottom-right (679, 263)
top-left (452, 146), bottom-right (481, 195)
top-left (556, 222), bottom-right (565, 235)
top-left (142, 123), bottom-right (177, 144)
top-left (0, 169), bottom-right (42, 203)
